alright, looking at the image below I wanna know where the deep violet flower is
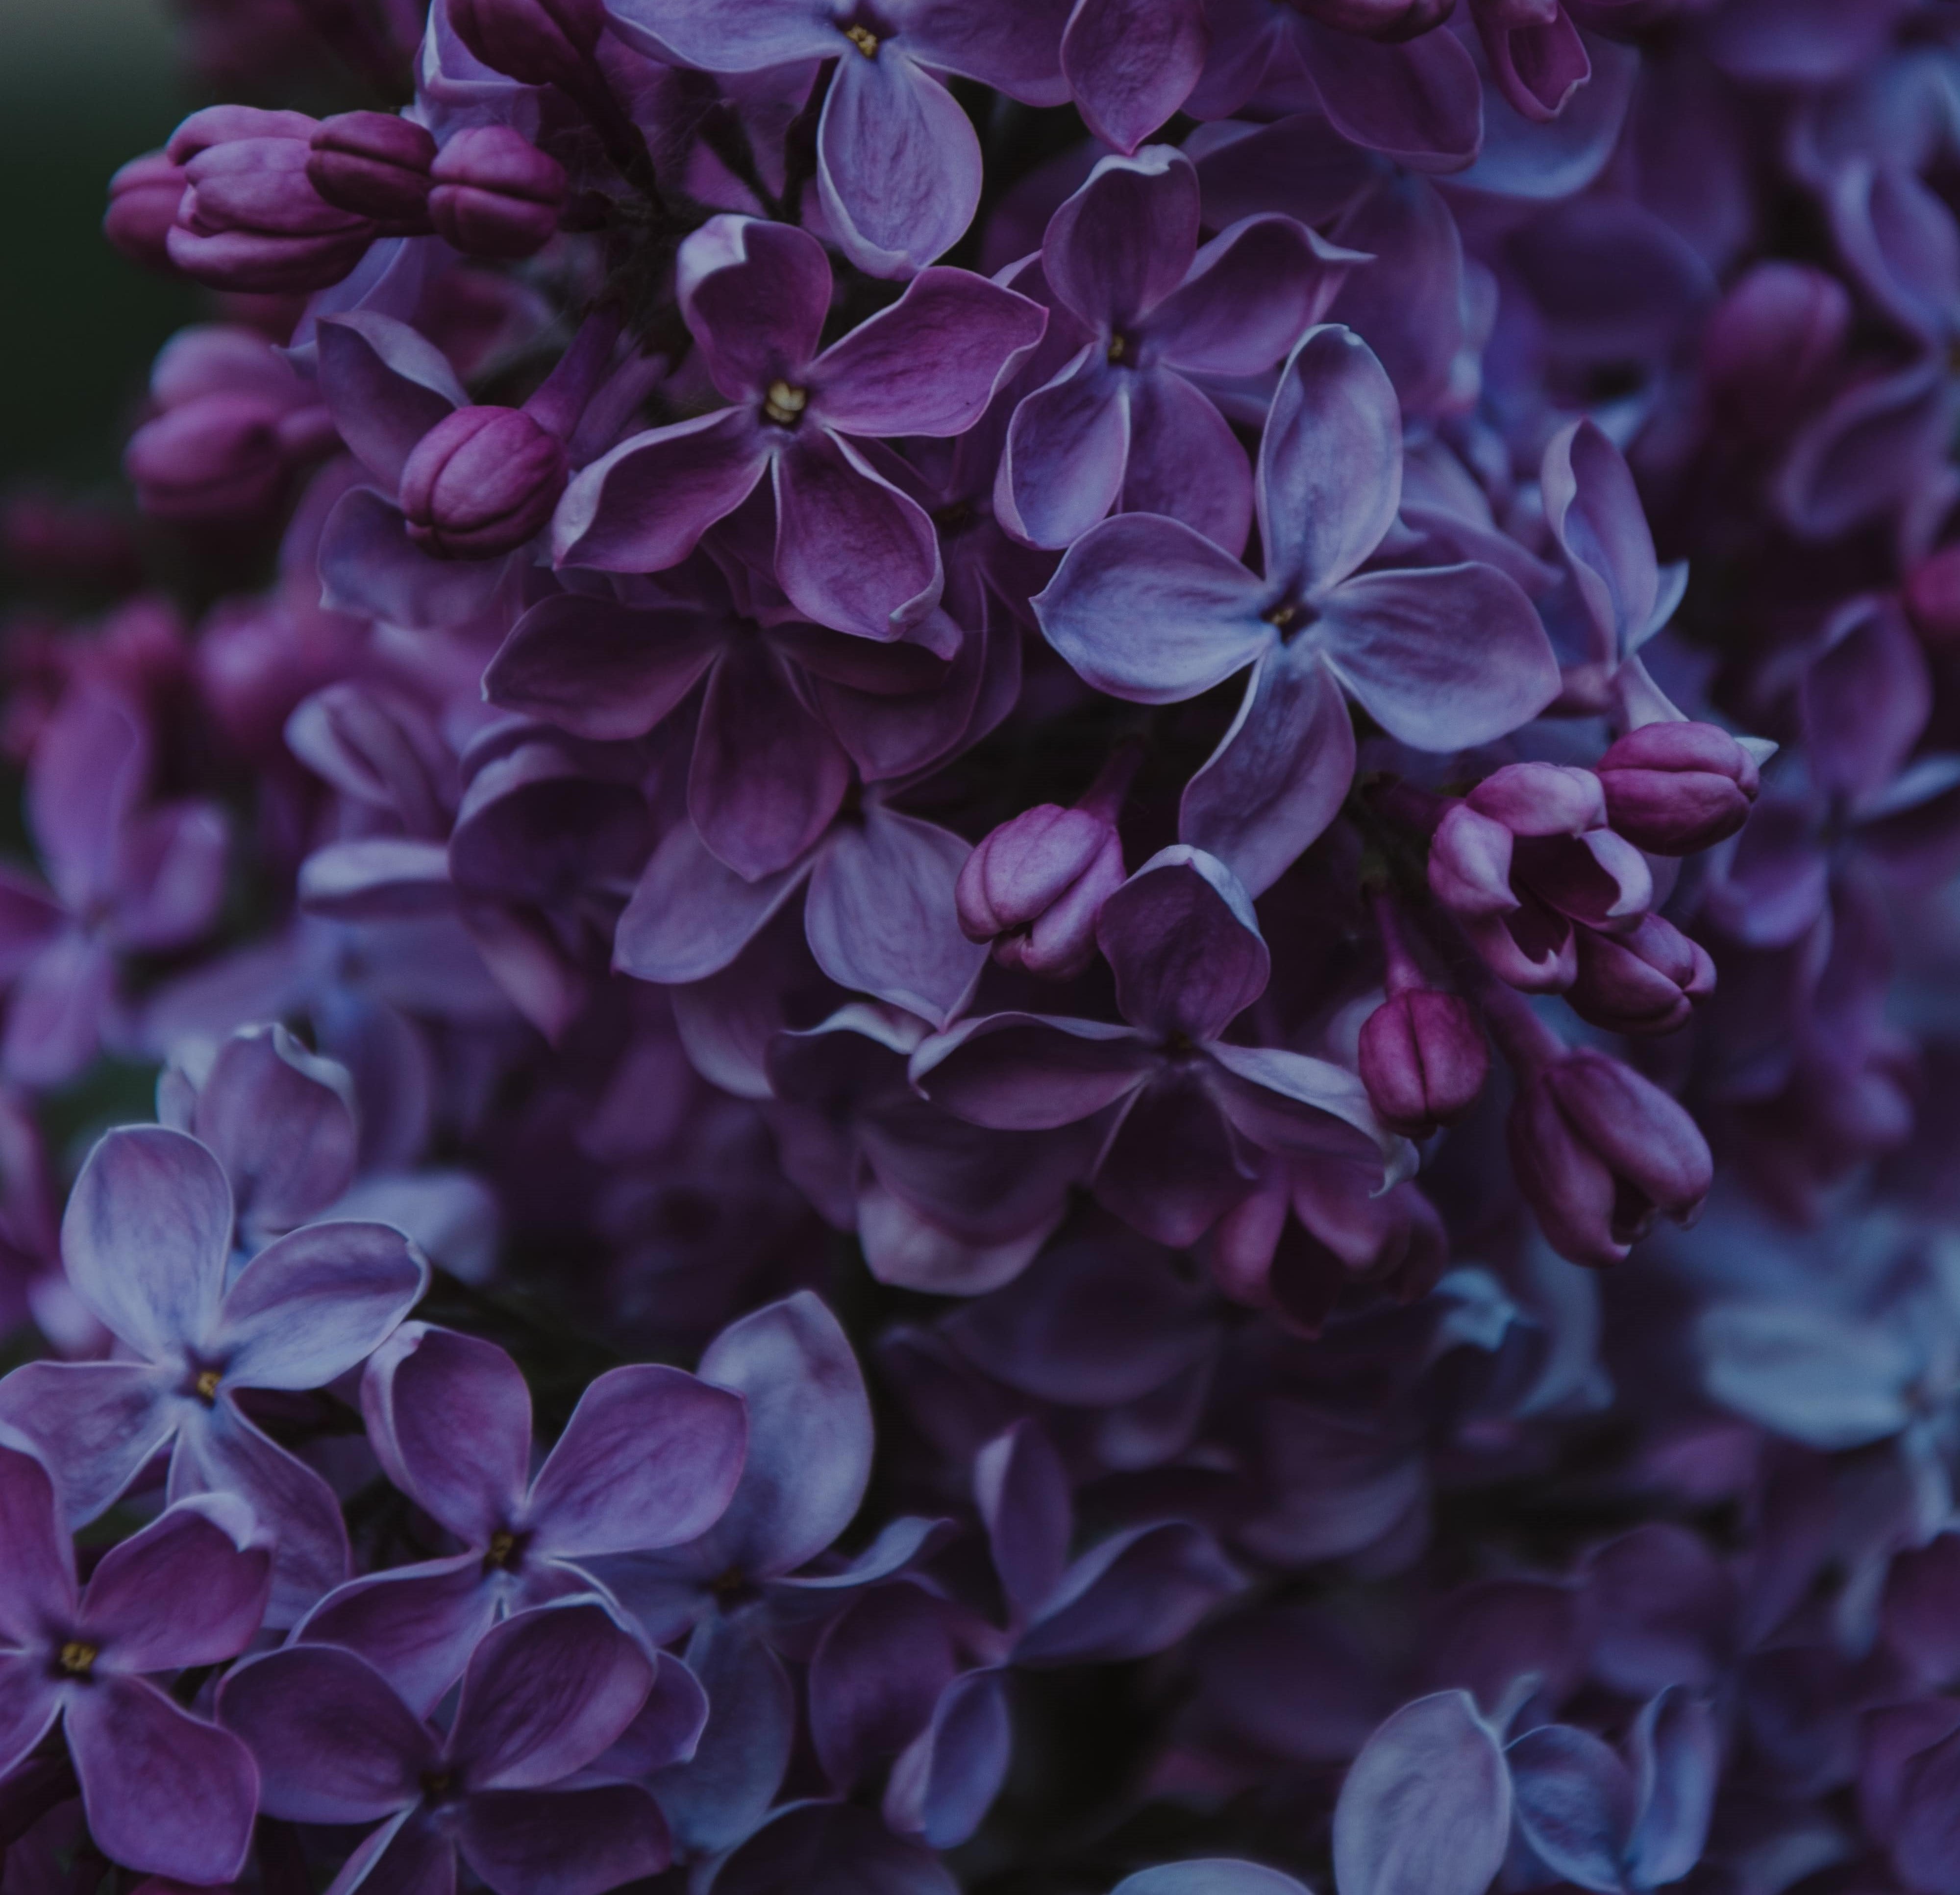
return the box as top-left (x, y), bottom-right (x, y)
top-left (0, 1441), bottom-right (268, 1885)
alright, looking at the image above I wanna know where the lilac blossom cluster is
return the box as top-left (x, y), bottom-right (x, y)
top-left (8, 0), bottom-right (1960, 1890)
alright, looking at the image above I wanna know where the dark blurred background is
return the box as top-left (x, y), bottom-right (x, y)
top-left (0, 0), bottom-right (199, 494)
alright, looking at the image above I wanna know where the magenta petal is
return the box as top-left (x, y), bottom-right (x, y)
top-left (818, 50), bottom-right (982, 277)
top-left (459, 1785), bottom-right (671, 1895)
top-left (774, 435), bottom-right (943, 641)
top-left (362, 1324), bottom-right (530, 1545)
top-left (678, 216), bottom-right (832, 403)
top-left (1179, 645), bottom-right (1355, 899)
top-left (80, 1493), bottom-right (270, 1669)
top-left (804, 809), bottom-right (987, 1029)
top-left (452, 1600), bottom-right (654, 1789)
top-left (1097, 844), bottom-right (1269, 1042)
top-left (26, 685), bottom-right (147, 914)
top-left (485, 595), bottom-right (725, 742)
top-left (1318, 564), bottom-right (1561, 750)
top-left (68, 1675), bottom-right (258, 1884)
top-left (911, 1013), bottom-right (1154, 1131)
top-left (0, 1653), bottom-right (61, 1781)
top-left (62, 1124), bottom-right (232, 1360)
top-left (690, 639), bottom-right (851, 883)
top-left (1479, 5), bottom-right (1590, 125)
top-left (815, 268), bottom-right (1046, 439)
top-left (552, 409), bottom-right (770, 574)
top-left (298, 1556), bottom-right (500, 1716)
top-left (526, 1363), bottom-right (747, 1557)
top-left (0, 1441), bottom-right (76, 1641)
top-left (2, 928), bottom-right (115, 1090)
top-left (614, 820), bottom-right (815, 986)
top-left (0, 1359), bottom-right (175, 1526)
top-left (1044, 148), bottom-right (1200, 332)
top-left (997, 355), bottom-right (1132, 551)
top-left (219, 1642), bottom-right (432, 1820)
top-left (1061, 0), bottom-right (1208, 154)
top-left (314, 313), bottom-right (466, 489)
top-left (1035, 512), bottom-right (1268, 703)
top-left (213, 1220), bottom-right (427, 1390)
top-left (1121, 369), bottom-right (1253, 556)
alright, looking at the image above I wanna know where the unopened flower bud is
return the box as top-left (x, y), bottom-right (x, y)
top-left (1905, 545), bottom-right (1960, 649)
top-left (1288, 0), bottom-right (1456, 40)
top-left (399, 406), bottom-right (570, 559)
top-left (1509, 1047), bottom-right (1712, 1267)
top-left (1358, 990), bottom-right (1489, 1136)
top-left (1428, 803), bottom-right (1516, 916)
top-left (428, 126), bottom-right (566, 260)
top-left (1597, 721), bottom-right (1760, 855)
top-left (103, 150), bottom-right (188, 272)
top-left (165, 104), bottom-right (321, 166)
top-left (308, 112), bottom-right (436, 228)
top-left (1702, 262), bottom-right (1849, 434)
top-left (449, 0), bottom-right (607, 90)
top-left (124, 394), bottom-right (292, 523)
top-left (957, 803), bottom-right (1125, 979)
top-left (1466, 761), bottom-right (1608, 837)
top-left (1569, 913), bottom-right (1715, 1036)
top-left (167, 125), bottom-right (376, 294)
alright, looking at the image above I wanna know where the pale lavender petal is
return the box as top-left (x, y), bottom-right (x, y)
top-left (1178, 643), bottom-right (1355, 898)
top-left (996, 355), bottom-right (1132, 551)
top-left (1044, 148), bottom-right (1200, 332)
top-left (775, 434), bottom-right (943, 640)
top-left (1097, 844), bottom-right (1268, 1041)
top-left (61, 1124), bottom-right (232, 1359)
top-left (298, 837), bottom-right (457, 922)
top-left (192, 1024), bottom-right (358, 1236)
top-left (649, 1616), bottom-right (793, 1853)
top-left (885, 1667), bottom-right (1013, 1850)
top-left (1627, 1690), bottom-right (1718, 1888)
top-left (80, 1492), bottom-right (269, 1669)
top-left (458, 1785), bottom-right (670, 1895)
top-left (0, 1359), bottom-right (175, 1526)
top-left (613, 820), bottom-right (814, 986)
top-left (485, 595), bottom-right (725, 742)
top-left (1035, 512), bottom-right (1268, 702)
top-left (1507, 1724), bottom-right (1636, 1893)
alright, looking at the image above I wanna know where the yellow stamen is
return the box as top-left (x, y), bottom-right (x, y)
top-left (58, 1641), bottom-right (97, 1678)
top-left (1264, 603), bottom-right (1297, 630)
top-left (1107, 333), bottom-right (1128, 364)
top-left (194, 1367), bottom-right (222, 1403)
top-left (763, 379), bottom-right (809, 426)
top-left (485, 1528), bottom-right (518, 1569)
top-left (844, 23), bottom-right (878, 55)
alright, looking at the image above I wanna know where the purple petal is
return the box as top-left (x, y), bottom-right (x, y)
top-left (816, 268), bottom-right (1046, 439)
top-left (297, 1556), bottom-right (500, 1717)
top-left (0, 868), bottom-right (64, 982)
top-left (361, 1324), bottom-right (531, 1545)
top-left (218, 1642), bottom-right (432, 1820)
top-left (26, 686), bottom-right (146, 914)
top-left (804, 808), bottom-right (986, 1029)
top-left (809, 1582), bottom-right (960, 1790)
top-left (1149, 217), bottom-right (1354, 377)
top-left (80, 1493), bottom-right (269, 1670)
top-left (298, 837), bottom-right (457, 922)
top-left (996, 355), bottom-right (1132, 551)
top-left (333, 1812), bottom-right (456, 1895)
top-left (1098, 844), bottom-right (1268, 1041)
top-left (314, 313), bottom-right (465, 489)
top-left (0, 1440), bottom-right (75, 1641)
top-left (587, 1650), bottom-right (710, 1778)
top-left (68, 1676), bottom-right (257, 1884)
top-left (1479, 6), bottom-right (1590, 125)
top-left (1325, 175), bottom-right (1466, 419)
top-left (910, 1013), bottom-right (1154, 1132)
top-left (1506, 1723), bottom-right (1637, 1894)
top-left (1778, 364), bottom-right (1951, 541)
top-left (774, 434), bottom-right (943, 640)
top-left (526, 1364), bottom-right (747, 1557)
top-left (1260, 325), bottom-right (1401, 599)
top-left (1062, 0), bottom-right (1207, 155)
top-left (1092, 1070), bottom-right (1253, 1248)
top-left (974, 1419), bottom-right (1072, 1620)
top-left (212, 1219), bottom-right (425, 1391)
top-left (1016, 1521), bottom-right (1241, 1665)
top-left (1044, 148), bottom-right (1200, 332)
top-left (108, 802), bottom-right (228, 952)
top-left (600, 0), bottom-right (836, 69)
top-left (1296, 19), bottom-right (1482, 172)
top-left (459, 1785), bottom-right (670, 1895)
top-left (898, 0), bottom-right (1072, 100)
top-left (62, 1124), bottom-right (232, 1360)
top-left (1121, 369), bottom-right (1253, 554)
top-left (2, 929), bottom-right (114, 1089)
top-left (1332, 1693), bottom-right (1513, 1895)
top-left (885, 1668), bottom-right (1013, 1850)
top-left (1190, 113), bottom-right (1381, 229)
top-left (1116, 1867), bottom-right (1310, 1895)
top-left (1179, 643), bottom-right (1355, 898)
top-left (1035, 512), bottom-right (1268, 703)
top-left (695, 1290), bottom-right (872, 1580)
top-left (1627, 1690), bottom-right (1718, 1889)
top-left (650, 1616), bottom-right (793, 1852)
top-left (1207, 1045), bottom-right (1411, 1178)
top-left (0, 1360), bottom-right (174, 1526)
top-left (1541, 420), bottom-right (1658, 662)
top-left (678, 216), bottom-right (831, 402)
top-left (818, 50), bottom-right (982, 277)
top-left (713, 1800), bottom-right (958, 1895)
top-left (319, 486), bottom-right (507, 630)
top-left (614, 820), bottom-right (814, 986)
top-left (1318, 564), bottom-right (1560, 749)
top-left (485, 595), bottom-right (725, 742)
top-left (1800, 596), bottom-right (1930, 803)
top-left (0, 1654), bottom-right (60, 1783)
top-left (552, 410), bottom-right (769, 573)
top-left (691, 639), bottom-right (851, 882)
top-left (453, 1600), bottom-right (654, 1789)
top-left (191, 1024), bottom-right (358, 1236)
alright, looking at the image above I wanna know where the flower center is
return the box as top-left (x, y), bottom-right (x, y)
top-left (484, 1528), bottom-right (521, 1571)
top-left (1264, 603), bottom-right (1298, 630)
top-left (844, 22), bottom-right (879, 55)
top-left (763, 380), bottom-right (808, 427)
top-left (193, 1367), bottom-right (222, 1403)
top-left (1106, 331), bottom-right (1131, 365)
top-left (58, 1641), bottom-right (97, 1678)
top-left (420, 1770), bottom-right (455, 1802)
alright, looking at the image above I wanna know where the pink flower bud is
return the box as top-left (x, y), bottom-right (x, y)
top-left (1287, 0), bottom-right (1456, 40)
top-left (1702, 263), bottom-right (1850, 434)
top-left (428, 126), bottom-right (567, 260)
top-left (449, 0), bottom-right (606, 89)
top-left (1428, 803), bottom-right (1517, 916)
top-left (168, 131), bottom-right (375, 294)
top-left (124, 393), bottom-right (292, 523)
top-left (1509, 1048), bottom-right (1712, 1267)
top-left (308, 112), bottom-right (436, 228)
top-left (1465, 761), bottom-right (1608, 837)
top-left (1569, 913), bottom-right (1715, 1036)
top-left (104, 151), bottom-right (188, 272)
top-left (956, 803), bottom-right (1125, 979)
top-left (399, 407), bottom-right (570, 559)
top-left (1905, 545), bottom-right (1960, 649)
top-left (1358, 990), bottom-right (1490, 1136)
top-left (1597, 721), bottom-right (1760, 855)
top-left (165, 105), bottom-right (321, 166)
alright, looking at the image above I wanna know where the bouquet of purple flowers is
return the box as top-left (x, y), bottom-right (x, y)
top-left (7, 0), bottom-right (1960, 1890)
